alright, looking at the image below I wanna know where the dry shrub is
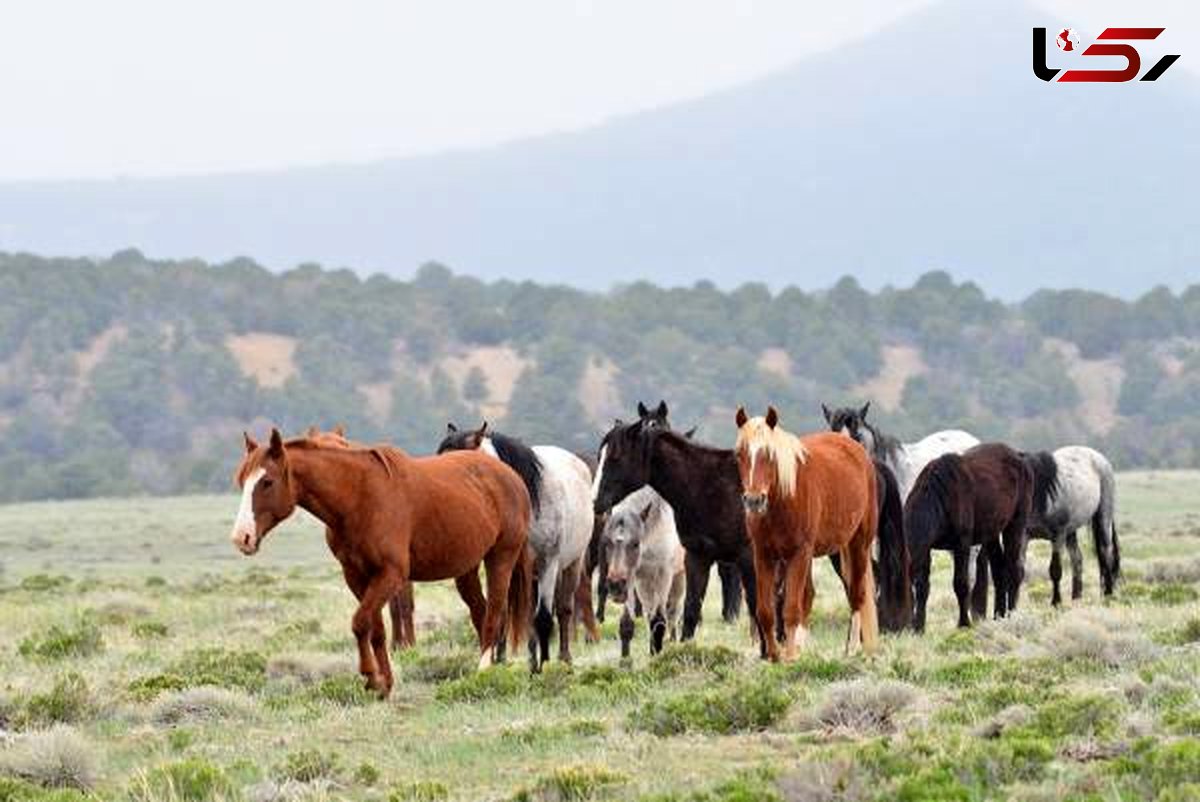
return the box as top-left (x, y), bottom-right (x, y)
top-left (1041, 610), bottom-right (1158, 668)
top-left (0, 725), bottom-right (98, 790)
top-left (777, 758), bottom-right (870, 802)
top-left (266, 654), bottom-right (351, 685)
top-left (974, 704), bottom-right (1034, 739)
top-left (149, 687), bottom-right (256, 725)
top-left (810, 679), bottom-right (919, 735)
top-left (1141, 558), bottom-right (1200, 584)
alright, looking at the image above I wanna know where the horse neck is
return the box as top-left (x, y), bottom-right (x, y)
top-left (288, 447), bottom-right (403, 529)
top-left (649, 435), bottom-right (737, 515)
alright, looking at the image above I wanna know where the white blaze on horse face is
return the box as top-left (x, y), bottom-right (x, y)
top-left (590, 444), bottom-right (607, 502)
top-left (230, 468), bottom-right (265, 554)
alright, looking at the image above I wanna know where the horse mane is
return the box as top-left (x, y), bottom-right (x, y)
top-left (735, 417), bottom-right (808, 498)
top-left (906, 453), bottom-right (968, 547)
top-left (283, 437), bottom-right (405, 478)
top-left (862, 419), bottom-right (902, 463)
top-left (487, 432), bottom-right (543, 510)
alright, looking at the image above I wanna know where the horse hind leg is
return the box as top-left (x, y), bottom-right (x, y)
top-left (1066, 530), bottom-right (1084, 600)
top-left (388, 583), bottom-right (416, 651)
top-left (843, 531), bottom-right (879, 654)
top-left (1049, 533), bottom-right (1065, 607)
top-left (970, 545), bottom-right (990, 622)
top-left (555, 557), bottom-right (584, 664)
top-left (531, 558), bottom-right (558, 673)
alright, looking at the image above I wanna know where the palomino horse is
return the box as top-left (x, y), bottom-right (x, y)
top-left (602, 485), bottom-right (686, 657)
top-left (438, 422), bottom-right (592, 671)
top-left (230, 429), bottom-right (533, 697)
top-left (905, 443), bottom-right (1033, 631)
top-left (735, 407), bottom-right (880, 660)
top-left (973, 445), bottom-right (1120, 608)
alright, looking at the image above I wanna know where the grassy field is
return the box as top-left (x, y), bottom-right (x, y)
top-left (1, 472), bottom-right (1199, 801)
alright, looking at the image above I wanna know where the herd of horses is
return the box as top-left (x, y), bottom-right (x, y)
top-left (229, 400), bottom-right (1121, 698)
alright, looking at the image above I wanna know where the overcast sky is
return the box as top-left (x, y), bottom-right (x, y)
top-left (0, 0), bottom-right (1194, 181)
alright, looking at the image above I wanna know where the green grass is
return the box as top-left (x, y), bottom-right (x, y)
top-left (0, 471), bottom-right (1198, 799)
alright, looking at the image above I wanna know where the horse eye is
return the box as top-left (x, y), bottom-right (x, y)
top-left (259, 478), bottom-right (274, 490)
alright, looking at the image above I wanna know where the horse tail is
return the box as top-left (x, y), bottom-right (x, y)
top-left (1093, 459), bottom-right (1121, 593)
top-left (873, 460), bottom-right (911, 633)
top-left (506, 545), bottom-right (534, 654)
top-left (1022, 450), bottom-right (1060, 519)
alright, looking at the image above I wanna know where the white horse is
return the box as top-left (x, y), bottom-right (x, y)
top-left (823, 402), bottom-right (980, 500)
top-left (602, 486), bottom-right (686, 658)
top-left (438, 423), bottom-right (593, 671)
top-left (976, 445), bottom-right (1121, 607)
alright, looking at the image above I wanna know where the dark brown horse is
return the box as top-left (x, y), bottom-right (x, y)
top-left (904, 443), bottom-right (1033, 631)
top-left (734, 407), bottom-right (880, 660)
top-left (230, 429), bottom-right (533, 697)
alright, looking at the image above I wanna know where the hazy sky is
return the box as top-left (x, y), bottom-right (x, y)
top-left (0, 0), bottom-right (1194, 181)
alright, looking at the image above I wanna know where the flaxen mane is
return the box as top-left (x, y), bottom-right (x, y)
top-left (735, 417), bottom-right (808, 497)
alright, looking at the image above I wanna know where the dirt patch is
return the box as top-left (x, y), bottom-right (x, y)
top-left (75, 324), bottom-right (128, 380)
top-left (225, 333), bottom-right (298, 389)
top-left (439, 346), bottom-right (530, 420)
top-left (852, 345), bottom-right (927, 411)
top-left (757, 348), bottom-right (792, 380)
top-left (1043, 338), bottom-right (1124, 434)
top-left (578, 357), bottom-right (621, 426)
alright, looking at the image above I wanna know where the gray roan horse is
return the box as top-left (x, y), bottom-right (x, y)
top-left (974, 445), bottom-right (1121, 607)
top-left (602, 486), bottom-right (686, 657)
top-left (823, 402), bottom-right (980, 501)
top-left (438, 423), bottom-right (593, 671)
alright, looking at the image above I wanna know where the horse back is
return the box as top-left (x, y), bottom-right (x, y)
top-left (788, 432), bottom-right (877, 550)
top-left (962, 443), bottom-right (1032, 536)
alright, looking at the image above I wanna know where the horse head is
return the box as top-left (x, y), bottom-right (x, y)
top-left (592, 419), bottom-right (654, 516)
top-left (230, 428), bottom-right (298, 555)
top-left (436, 421), bottom-right (489, 454)
top-left (822, 401), bottom-right (872, 447)
top-left (603, 501), bottom-right (653, 603)
top-left (735, 405), bottom-right (806, 515)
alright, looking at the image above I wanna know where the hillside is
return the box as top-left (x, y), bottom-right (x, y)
top-left (0, 250), bottom-right (1198, 502)
top-left (1, 1), bottom-right (1199, 298)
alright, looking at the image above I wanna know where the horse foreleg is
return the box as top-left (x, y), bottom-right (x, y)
top-left (681, 551), bottom-right (712, 641)
top-left (1002, 522), bottom-right (1029, 614)
top-left (1066, 530), bottom-right (1084, 600)
top-left (389, 581), bottom-right (416, 651)
top-left (351, 569), bottom-right (402, 697)
top-left (952, 548), bottom-right (972, 628)
top-left (619, 602), bottom-right (635, 659)
top-left (751, 548), bottom-right (781, 662)
top-left (843, 532), bottom-right (879, 654)
top-left (574, 563), bottom-right (600, 643)
top-left (781, 553), bottom-right (812, 661)
top-left (718, 562), bottom-right (742, 623)
top-left (912, 550), bottom-right (931, 633)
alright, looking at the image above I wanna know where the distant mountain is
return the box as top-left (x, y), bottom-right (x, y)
top-left (1, 1), bottom-right (1197, 298)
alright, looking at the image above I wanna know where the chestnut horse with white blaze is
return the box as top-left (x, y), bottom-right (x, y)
top-left (734, 407), bottom-right (879, 660)
top-left (230, 429), bottom-right (533, 697)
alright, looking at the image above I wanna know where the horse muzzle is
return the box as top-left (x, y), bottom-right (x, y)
top-left (742, 493), bottom-right (768, 515)
top-left (231, 527), bottom-right (261, 556)
top-left (606, 577), bottom-right (628, 603)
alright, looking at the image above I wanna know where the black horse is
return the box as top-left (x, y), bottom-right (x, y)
top-left (904, 443), bottom-right (1033, 631)
top-left (593, 419), bottom-right (763, 650)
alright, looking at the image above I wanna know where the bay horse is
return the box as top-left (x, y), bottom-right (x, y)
top-left (734, 407), bottom-right (880, 660)
top-left (904, 443), bottom-right (1033, 631)
top-left (438, 422), bottom-right (592, 672)
top-left (602, 485), bottom-right (686, 657)
top-left (230, 429), bottom-right (533, 697)
top-left (973, 445), bottom-right (1121, 607)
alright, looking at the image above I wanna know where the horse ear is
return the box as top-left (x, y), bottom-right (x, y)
top-left (735, 406), bottom-right (748, 428)
top-left (656, 400), bottom-right (668, 418)
top-left (243, 431), bottom-right (258, 454)
top-left (447, 422), bottom-right (458, 433)
top-left (333, 423), bottom-right (346, 437)
top-left (613, 418), bottom-right (625, 428)
top-left (478, 421), bottom-right (489, 436)
top-left (304, 425), bottom-right (318, 438)
top-left (267, 428), bottom-right (284, 457)
top-left (684, 426), bottom-right (697, 440)
top-left (821, 404), bottom-right (832, 424)
top-left (860, 402), bottom-right (870, 420)
top-left (639, 504), bottom-right (653, 523)
top-left (637, 401), bottom-right (649, 418)
top-left (766, 406), bottom-right (779, 429)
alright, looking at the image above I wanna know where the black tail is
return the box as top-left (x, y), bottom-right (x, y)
top-left (718, 562), bottom-right (742, 622)
top-left (1093, 464), bottom-right (1121, 594)
top-left (873, 461), bottom-right (911, 633)
top-left (1022, 450), bottom-right (1060, 519)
